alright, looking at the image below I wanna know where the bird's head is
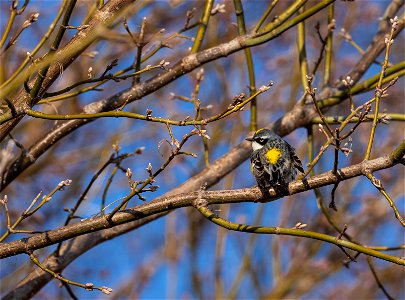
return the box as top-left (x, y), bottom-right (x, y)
top-left (246, 128), bottom-right (278, 151)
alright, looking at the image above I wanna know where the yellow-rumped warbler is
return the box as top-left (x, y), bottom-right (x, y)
top-left (246, 128), bottom-right (304, 197)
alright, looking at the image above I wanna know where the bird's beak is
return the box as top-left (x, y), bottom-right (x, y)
top-left (245, 137), bottom-right (254, 142)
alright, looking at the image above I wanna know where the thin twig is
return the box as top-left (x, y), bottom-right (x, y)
top-left (364, 16), bottom-right (398, 160)
top-left (366, 257), bottom-right (395, 300)
top-left (28, 251), bottom-right (112, 295)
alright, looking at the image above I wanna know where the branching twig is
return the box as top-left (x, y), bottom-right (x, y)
top-left (25, 84), bottom-right (271, 127)
top-left (42, 61), bottom-right (163, 98)
top-left (107, 128), bottom-right (202, 219)
top-left (0, 179), bottom-right (72, 242)
top-left (364, 16), bottom-right (399, 160)
top-left (306, 75), bottom-right (335, 137)
top-left (28, 251), bottom-right (112, 295)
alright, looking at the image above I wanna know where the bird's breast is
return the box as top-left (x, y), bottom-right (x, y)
top-left (265, 147), bottom-right (282, 164)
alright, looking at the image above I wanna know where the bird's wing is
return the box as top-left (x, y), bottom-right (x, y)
top-left (250, 150), bottom-right (265, 176)
top-left (286, 142), bottom-right (304, 173)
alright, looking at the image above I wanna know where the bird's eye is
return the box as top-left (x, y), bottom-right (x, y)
top-left (257, 138), bottom-right (265, 144)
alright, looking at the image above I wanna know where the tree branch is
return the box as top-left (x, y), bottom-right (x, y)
top-left (1, 143), bottom-right (403, 259)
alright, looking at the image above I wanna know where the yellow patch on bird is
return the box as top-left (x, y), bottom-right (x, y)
top-left (265, 147), bottom-right (282, 164)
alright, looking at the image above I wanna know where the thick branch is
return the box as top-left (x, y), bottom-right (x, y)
top-left (1, 145), bottom-right (403, 259)
top-left (2, 215), bottom-right (162, 300)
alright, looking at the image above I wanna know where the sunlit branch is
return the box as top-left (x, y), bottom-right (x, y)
top-left (296, 5), bottom-right (308, 90)
top-left (257, 0), bottom-right (308, 35)
top-left (252, 0), bottom-right (279, 33)
top-left (24, 85), bottom-right (269, 127)
top-left (323, 4), bottom-right (334, 86)
top-left (364, 16), bottom-right (399, 160)
top-left (195, 205), bottom-right (404, 266)
top-left (1, 142), bottom-right (403, 259)
top-left (234, 0), bottom-right (258, 131)
top-left (310, 113), bottom-right (404, 124)
top-left (190, 0), bottom-right (214, 53)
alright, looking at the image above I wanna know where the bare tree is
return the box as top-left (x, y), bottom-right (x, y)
top-left (0, 0), bottom-right (404, 299)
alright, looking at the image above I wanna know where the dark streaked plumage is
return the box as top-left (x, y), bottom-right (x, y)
top-left (246, 129), bottom-right (304, 197)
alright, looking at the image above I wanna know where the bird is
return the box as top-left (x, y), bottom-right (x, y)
top-left (246, 128), bottom-right (304, 198)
